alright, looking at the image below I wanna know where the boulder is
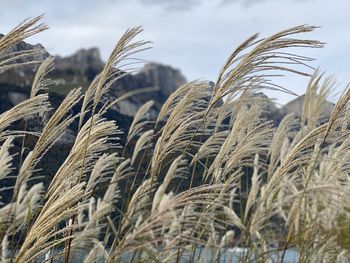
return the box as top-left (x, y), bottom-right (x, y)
top-left (280, 94), bottom-right (334, 119)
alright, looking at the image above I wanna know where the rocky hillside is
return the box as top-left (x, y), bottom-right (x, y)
top-left (0, 37), bottom-right (337, 205)
top-left (0, 37), bottom-right (187, 117)
top-left (51, 49), bottom-right (187, 116)
top-left (1, 35), bottom-right (335, 123)
top-left (0, 37), bottom-right (187, 201)
top-left (280, 94), bottom-right (334, 118)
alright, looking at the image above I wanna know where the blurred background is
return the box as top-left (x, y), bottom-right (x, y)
top-left (0, 0), bottom-right (349, 105)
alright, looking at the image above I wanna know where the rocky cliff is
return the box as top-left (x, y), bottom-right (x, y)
top-left (0, 37), bottom-right (187, 117)
top-left (0, 38), bottom-right (187, 203)
top-left (0, 36), bottom-right (337, 205)
top-left (49, 49), bottom-right (187, 116)
top-left (280, 94), bottom-right (334, 118)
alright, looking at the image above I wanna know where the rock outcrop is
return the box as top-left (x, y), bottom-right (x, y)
top-left (0, 37), bottom-right (186, 203)
top-left (0, 36), bottom-right (339, 206)
top-left (50, 56), bottom-right (187, 116)
top-left (49, 48), bottom-right (105, 96)
top-left (104, 63), bottom-right (187, 116)
top-left (280, 94), bottom-right (334, 118)
top-left (0, 34), bottom-right (49, 112)
top-left (0, 36), bottom-right (187, 117)
top-left (243, 92), bottom-right (284, 126)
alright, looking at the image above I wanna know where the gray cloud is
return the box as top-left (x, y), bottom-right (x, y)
top-left (222, 0), bottom-right (268, 6)
top-left (138, 0), bottom-right (315, 10)
top-left (139, 0), bottom-right (203, 11)
top-left (221, 0), bottom-right (315, 8)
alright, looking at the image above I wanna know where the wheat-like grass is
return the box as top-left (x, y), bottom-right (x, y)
top-left (30, 56), bottom-right (55, 98)
top-left (0, 15), bottom-right (48, 73)
top-left (127, 100), bottom-right (154, 144)
top-left (0, 137), bottom-right (15, 195)
top-left (0, 95), bottom-right (50, 141)
top-left (2, 16), bottom-right (350, 263)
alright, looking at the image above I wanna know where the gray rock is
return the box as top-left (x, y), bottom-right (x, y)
top-left (280, 95), bottom-right (306, 116)
top-left (136, 62), bottom-right (187, 98)
top-left (54, 47), bottom-right (104, 76)
top-left (49, 49), bottom-right (187, 116)
top-left (107, 63), bottom-right (187, 116)
top-left (0, 33), bottom-right (49, 63)
top-left (280, 94), bottom-right (334, 118)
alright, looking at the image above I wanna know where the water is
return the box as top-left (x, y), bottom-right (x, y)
top-left (180, 247), bottom-right (299, 263)
top-left (34, 247), bottom-right (300, 262)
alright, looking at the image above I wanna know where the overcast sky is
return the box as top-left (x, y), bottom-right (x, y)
top-left (1, 0), bottom-right (349, 105)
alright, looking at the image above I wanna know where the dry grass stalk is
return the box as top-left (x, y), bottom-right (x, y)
top-left (2, 16), bottom-right (350, 263)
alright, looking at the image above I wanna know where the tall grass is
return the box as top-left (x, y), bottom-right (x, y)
top-left (1, 16), bottom-right (350, 263)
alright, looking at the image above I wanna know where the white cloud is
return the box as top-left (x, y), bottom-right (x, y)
top-left (139, 0), bottom-right (203, 10)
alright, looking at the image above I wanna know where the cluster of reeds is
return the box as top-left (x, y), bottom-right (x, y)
top-left (1, 16), bottom-right (350, 263)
